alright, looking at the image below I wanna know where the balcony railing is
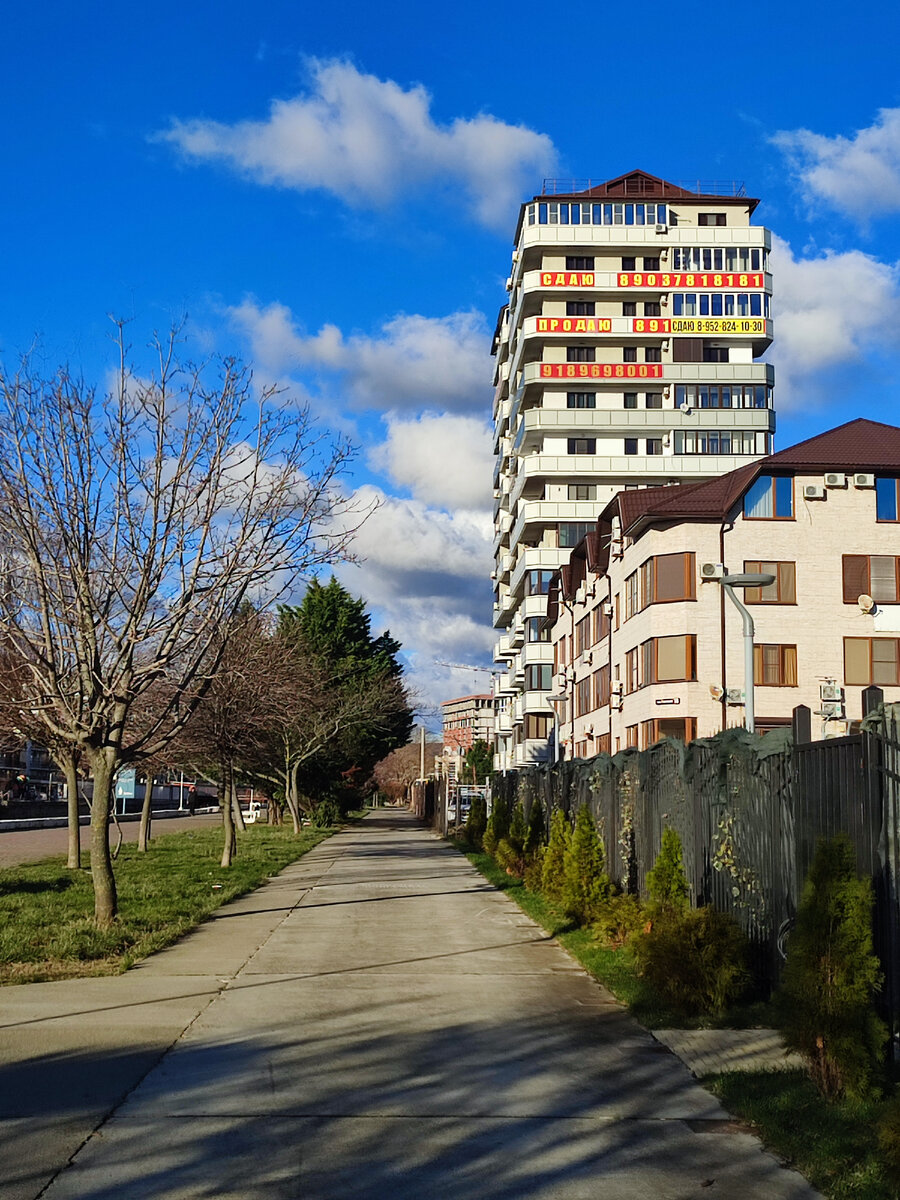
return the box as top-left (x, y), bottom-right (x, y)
top-left (540, 178), bottom-right (749, 198)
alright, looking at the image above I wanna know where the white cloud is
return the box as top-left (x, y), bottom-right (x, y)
top-left (368, 412), bottom-right (493, 509)
top-left (229, 298), bottom-right (492, 415)
top-left (156, 58), bottom-right (557, 231)
top-left (770, 234), bottom-right (900, 409)
top-left (773, 108), bottom-right (900, 221)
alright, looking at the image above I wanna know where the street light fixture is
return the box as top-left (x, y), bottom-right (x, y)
top-left (704, 570), bottom-right (776, 735)
top-left (546, 693), bottom-right (567, 762)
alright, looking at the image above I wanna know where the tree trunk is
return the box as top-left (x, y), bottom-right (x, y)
top-left (220, 760), bottom-right (236, 867)
top-left (137, 778), bottom-right (153, 852)
top-left (88, 755), bottom-right (118, 927)
top-left (232, 781), bottom-right (246, 833)
top-left (61, 754), bottom-right (81, 870)
top-left (283, 766), bottom-right (301, 835)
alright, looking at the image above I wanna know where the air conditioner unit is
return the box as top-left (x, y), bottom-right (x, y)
top-left (824, 472), bottom-right (846, 488)
top-left (610, 695), bottom-right (623, 711)
top-left (803, 484), bottom-right (826, 500)
top-left (819, 682), bottom-right (843, 702)
top-left (610, 538), bottom-right (624, 559)
top-left (725, 688), bottom-right (744, 705)
top-left (511, 250), bottom-right (520, 263)
top-left (854, 472), bottom-right (875, 488)
top-left (505, 277), bottom-right (513, 291)
top-left (660, 294), bottom-right (669, 306)
top-left (603, 601), bottom-right (614, 617)
top-left (700, 562), bottom-right (725, 580)
top-left (655, 224), bottom-right (668, 233)
top-left (679, 400), bottom-right (693, 413)
top-left (662, 339), bottom-right (670, 351)
top-left (820, 700), bottom-right (844, 719)
top-left (663, 386), bottom-right (671, 399)
top-left (610, 680), bottom-right (624, 696)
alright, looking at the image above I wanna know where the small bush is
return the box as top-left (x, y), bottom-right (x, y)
top-left (524, 801), bottom-right (545, 859)
top-left (779, 834), bottom-right (887, 1101)
top-left (632, 905), bottom-right (750, 1016)
top-left (562, 804), bottom-right (611, 925)
top-left (311, 797), bottom-right (341, 827)
top-left (878, 1096), bottom-right (900, 1176)
top-left (523, 844), bottom-right (544, 892)
top-left (482, 824), bottom-right (498, 859)
top-left (647, 827), bottom-right (690, 919)
top-left (508, 802), bottom-right (527, 853)
top-left (465, 796), bottom-right (487, 849)
top-left (541, 809), bottom-right (571, 904)
top-left (483, 794), bottom-right (510, 859)
top-left (494, 837), bottom-right (524, 877)
top-left (593, 893), bottom-right (646, 949)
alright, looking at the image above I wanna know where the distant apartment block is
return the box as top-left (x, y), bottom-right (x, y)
top-left (545, 419), bottom-right (900, 758)
top-left (441, 694), bottom-right (496, 752)
top-left (491, 169), bottom-right (774, 769)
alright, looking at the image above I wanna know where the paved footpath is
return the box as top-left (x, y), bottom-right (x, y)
top-left (0, 811), bottom-right (819, 1199)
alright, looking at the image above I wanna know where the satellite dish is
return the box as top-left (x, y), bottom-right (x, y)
top-left (709, 684), bottom-right (724, 701)
top-left (858, 593), bottom-right (876, 614)
top-left (679, 400), bottom-right (692, 413)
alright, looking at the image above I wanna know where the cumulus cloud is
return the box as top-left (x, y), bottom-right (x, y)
top-left (156, 58), bottom-right (557, 231)
top-left (773, 108), bottom-right (900, 222)
top-left (229, 298), bottom-right (492, 415)
top-left (770, 234), bottom-right (900, 408)
top-left (369, 412), bottom-right (493, 509)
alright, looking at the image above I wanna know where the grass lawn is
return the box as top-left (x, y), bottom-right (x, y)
top-left (0, 823), bottom-right (334, 984)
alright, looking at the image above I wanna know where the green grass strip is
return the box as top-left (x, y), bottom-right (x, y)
top-left (0, 823), bottom-right (335, 984)
top-left (708, 1070), bottom-right (896, 1200)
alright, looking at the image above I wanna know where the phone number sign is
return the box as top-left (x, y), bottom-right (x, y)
top-left (619, 272), bottom-right (765, 289)
top-left (540, 363), bottom-right (663, 379)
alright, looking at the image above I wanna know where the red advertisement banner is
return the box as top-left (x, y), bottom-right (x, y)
top-left (540, 364), bottom-right (663, 380)
top-left (619, 272), bottom-right (765, 289)
top-left (536, 317), bottom-right (612, 333)
top-left (540, 272), bottom-right (594, 287)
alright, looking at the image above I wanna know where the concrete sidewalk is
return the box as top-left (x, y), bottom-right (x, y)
top-left (0, 811), bottom-right (819, 1199)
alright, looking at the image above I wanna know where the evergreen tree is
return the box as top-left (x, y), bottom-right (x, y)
top-left (562, 803), bottom-right (611, 924)
top-left (464, 739), bottom-right (493, 783)
top-left (647, 827), bottom-right (691, 919)
top-left (541, 808), bottom-right (571, 904)
top-left (779, 834), bottom-right (887, 1099)
top-left (524, 800), bottom-right (546, 859)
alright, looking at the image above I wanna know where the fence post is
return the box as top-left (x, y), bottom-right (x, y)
top-left (792, 704), bottom-right (812, 745)
top-left (863, 686), bottom-right (884, 718)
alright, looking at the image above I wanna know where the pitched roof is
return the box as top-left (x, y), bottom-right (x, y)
top-left (762, 417), bottom-right (900, 471)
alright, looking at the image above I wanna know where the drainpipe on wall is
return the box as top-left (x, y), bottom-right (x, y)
top-left (718, 519), bottom-right (733, 733)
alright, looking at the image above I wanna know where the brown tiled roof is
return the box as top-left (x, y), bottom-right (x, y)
top-left (762, 418), bottom-right (900, 471)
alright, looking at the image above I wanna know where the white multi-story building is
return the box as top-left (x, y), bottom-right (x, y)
top-left (491, 169), bottom-right (775, 769)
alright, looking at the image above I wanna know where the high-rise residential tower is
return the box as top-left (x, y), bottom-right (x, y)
top-left (491, 170), bottom-right (775, 769)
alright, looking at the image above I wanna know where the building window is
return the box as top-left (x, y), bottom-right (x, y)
top-left (644, 302), bottom-right (661, 317)
top-left (566, 300), bottom-right (595, 316)
top-left (524, 713), bottom-right (552, 739)
top-left (526, 570), bottom-right (554, 596)
top-left (644, 347), bottom-right (662, 363)
top-left (876, 478), bottom-right (900, 521)
top-left (644, 634), bottom-right (697, 684)
top-left (698, 212), bottom-right (726, 226)
top-left (842, 555), bottom-right (900, 603)
top-left (559, 522), bottom-right (592, 548)
top-left (673, 337), bottom-right (703, 363)
top-left (744, 561), bottom-right (797, 604)
top-left (566, 256), bottom-right (594, 270)
top-left (525, 664), bottom-right (552, 691)
top-left (568, 483), bottom-right (597, 500)
top-left (624, 392), bottom-right (638, 409)
top-left (642, 256), bottom-right (660, 270)
top-left (703, 346), bottom-right (729, 363)
top-left (624, 571), bottom-right (639, 620)
top-left (622, 301), bottom-right (637, 317)
top-left (568, 438), bottom-right (596, 455)
top-left (623, 347), bottom-right (638, 363)
top-left (754, 644), bottom-right (798, 686)
top-left (575, 676), bottom-right (591, 717)
top-left (593, 666), bottom-right (610, 708)
top-left (645, 438), bottom-right (663, 455)
top-left (744, 475), bottom-right (794, 519)
top-left (622, 256), bottom-right (636, 270)
top-left (526, 617), bottom-right (550, 643)
top-left (640, 553), bottom-right (696, 606)
top-left (625, 648), bottom-right (639, 694)
top-left (675, 384), bottom-right (771, 410)
top-left (642, 717), bottom-right (697, 746)
top-left (845, 638), bottom-right (900, 686)
top-left (624, 438), bottom-right (639, 455)
top-left (575, 615), bottom-right (590, 656)
top-left (567, 392), bottom-right (596, 409)
top-left (567, 346), bottom-right (595, 363)
top-left (592, 606), bottom-right (610, 644)
top-left (645, 392), bottom-right (662, 409)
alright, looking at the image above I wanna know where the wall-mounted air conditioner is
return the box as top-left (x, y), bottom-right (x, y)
top-left (505, 277), bottom-right (513, 291)
top-left (820, 700), bottom-right (844, 719)
top-left (819, 682), bottom-right (843, 702)
top-left (824, 472), bottom-right (846, 488)
top-left (725, 688), bottom-right (744, 705)
top-left (610, 680), bottom-right (624, 696)
top-left (655, 224), bottom-right (668, 233)
top-left (700, 562), bottom-right (725, 580)
top-left (854, 473), bottom-right (875, 488)
top-left (804, 484), bottom-right (826, 500)
top-left (603, 601), bottom-right (614, 617)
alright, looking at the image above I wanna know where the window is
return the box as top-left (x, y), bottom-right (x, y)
top-left (524, 713), bottom-right (552, 739)
top-left (675, 383), bottom-right (771, 410)
top-left (624, 392), bottom-right (638, 409)
top-left (842, 556), bottom-right (900, 603)
top-left (876, 477), bottom-right (900, 521)
top-left (640, 553), bottom-right (696, 606)
top-left (624, 571), bottom-right (639, 619)
top-left (621, 256), bottom-right (636, 270)
top-left (673, 338), bottom-right (703, 363)
top-left (753, 644), bottom-right (798, 686)
top-left (698, 212), bottom-right (726, 226)
top-left (568, 483), bottom-right (597, 500)
top-left (703, 346), bottom-right (729, 363)
top-left (567, 300), bottom-right (595, 316)
top-left (645, 392), bottom-right (663, 409)
top-left (744, 475), bottom-right (794, 519)
top-left (575, 615), bottom-right (590, 656)
top-left (642, 635), bottom-right (697, 684)
top-left (567, 346), bottom-right (595, 362)
top-left (645, 347), bottom-right (662, 363)
top-left (575, 677), bottom-right (591, 716)
top-left (525, 664), bottom-right (552, 691)
top-left (623, 347), bottom-right (638, 363)
top-left (526, 570), bottom-right (554, 595)
top-left (625, 648), bottom-right (639, 693)
top-left (643, 256), bottom-right (660, 270)
top-left (567, 392), bottom-right (596, 409)
top-left (845, 638), bottom-right (900, 686)
top-left (744, 561), bottom-right (797, 604)
top-left (645, 438), bottom-right (663, 455)
top-left (624, 438), bottom-right (639, 455)
top-left (526, 617), bottom-right (550, 643)
top-left (559, 522), bottom-right (592, 548)
top-left (568, 438), bottom-right (596, 455)
top-left (593, 666), bottom-right (610, 708)
top-left (592, 606), bottom-right (610, 644)
top-left (622, 301), bottom-right (637, 317)
top-left (641, 717), bottom-right (696, 746)
top-left (566, 256), bottom-right (594, 270)
top-left (644, 302), bottom-right (661, 317)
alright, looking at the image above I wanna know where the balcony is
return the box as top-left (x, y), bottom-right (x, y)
top-left (519, 360), bottom-right (774, 391)
top-left (520, 314), bottom-right (772, 345)
top-left (520, 267), bottom-right (772, 297)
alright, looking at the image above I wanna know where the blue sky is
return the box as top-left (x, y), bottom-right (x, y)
top-left (3, 2), bottom-right (900, 724)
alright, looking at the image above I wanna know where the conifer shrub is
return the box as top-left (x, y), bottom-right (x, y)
top-left (632, 904), bottom-right (750, 1016)
top-left (541, 809), bottom-right (571, 905)
top-left (522, 801), bottom-right (546, 891)
top-left (646, 827), bottom-right (691, 919)
top-left (562, 804), bottom-right (611, 925)
top-left (592, 893), bottom-right (646, 949)
top-left (523, 845), bottom-right (544, 892)
top-left (877, 1096), bottom-right (900, 1175)
top-left (483, 794), bottom-right (510, 860)
top-left (778, 834), bottom-right (887, 1100)
top-left (465, 796), bottom-right (487, 849)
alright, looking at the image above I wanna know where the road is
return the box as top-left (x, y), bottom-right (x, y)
top-left (0, 810), bottom-right (820, 1199)
top-left (0, 812), bottom-right (222, 867)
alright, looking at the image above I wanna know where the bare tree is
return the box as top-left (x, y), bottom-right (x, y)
top-left (0, 325), bottom-right (359, 925)
top-left (373, 739), bottom-right (443, 803)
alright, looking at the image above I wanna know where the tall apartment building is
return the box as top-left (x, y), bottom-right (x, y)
top-left (491, 170), bottom-right (775, 769)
